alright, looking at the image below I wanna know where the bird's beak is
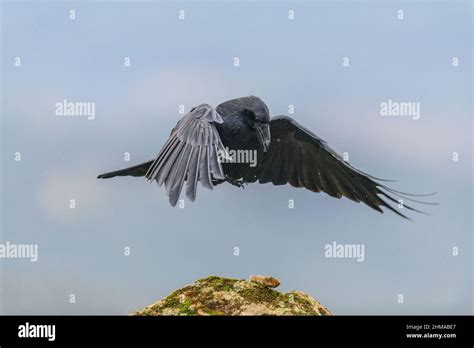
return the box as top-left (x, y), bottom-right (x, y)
top-left (256, 123), bottom-right (271, 152)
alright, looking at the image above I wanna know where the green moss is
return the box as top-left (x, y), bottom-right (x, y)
top-left (177, 298), bottom-right (197, 315)
top-left (197, 275), bottom-right (240, 292)
top-left (239, 285), bottom-right (281, 304)
top-left (161, 294), bottom-right (180, 308)
top-left (289, 292), bottom-right (319, 315)
top-left (282, 293), bottom-right (296, 305)
top-left (153, 288), bottom-right (198, 315)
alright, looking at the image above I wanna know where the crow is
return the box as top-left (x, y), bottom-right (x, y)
top-left (98, 96), bottom-right (435, 219)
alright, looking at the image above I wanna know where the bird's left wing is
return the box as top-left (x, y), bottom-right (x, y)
top-left (145, 104), bottom-right (228, 206)
top-left (242, 116), bottom-right (434, 219)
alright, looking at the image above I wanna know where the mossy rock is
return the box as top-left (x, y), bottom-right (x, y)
top-left (133, 276), bottom-right (331, 316)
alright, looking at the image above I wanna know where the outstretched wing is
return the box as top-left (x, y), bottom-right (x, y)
top-left (242, 116), bottom-right (434, 219)
top-left (145, 104), bottom-right (227, 206)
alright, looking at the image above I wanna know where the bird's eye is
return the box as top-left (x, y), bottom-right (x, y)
top-left (244, 108), bottom-right (256, 121)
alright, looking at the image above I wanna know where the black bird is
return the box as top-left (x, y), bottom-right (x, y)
top-left (98, 96), bottom-right (434, 219)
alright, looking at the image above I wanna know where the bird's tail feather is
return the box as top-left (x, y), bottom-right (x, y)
top-left (97, 160), bottom-right (154, 179)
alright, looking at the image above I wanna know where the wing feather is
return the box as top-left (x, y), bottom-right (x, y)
top-left (146, 104), bottom-right (226, 206)
top-left (186, 147), bottom-right (201, 202)
top-left (245, 116), bottom-right (434, 219)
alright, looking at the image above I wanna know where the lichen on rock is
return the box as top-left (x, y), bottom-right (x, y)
top-left (133, 275), bottom-right (331, 316)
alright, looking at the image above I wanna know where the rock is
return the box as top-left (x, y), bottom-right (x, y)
top-left (133, 275), bottom-right (331, 316)
top-left (249, 275), bottom-right (281, 288)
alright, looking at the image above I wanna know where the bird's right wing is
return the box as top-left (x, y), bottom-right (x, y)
top-left (145, 104), bottom-right (228, 206)
top-left (242, 116), bottom-right (436, 220)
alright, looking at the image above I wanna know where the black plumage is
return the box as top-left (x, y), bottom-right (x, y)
top-left (98, 96), bottom-right (435, 218)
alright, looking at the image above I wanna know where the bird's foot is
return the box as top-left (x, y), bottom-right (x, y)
top-left (226, 176), bottom-right (247, 189)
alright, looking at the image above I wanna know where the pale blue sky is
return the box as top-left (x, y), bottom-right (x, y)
top-left (1, 0), bottom-right (472, 314)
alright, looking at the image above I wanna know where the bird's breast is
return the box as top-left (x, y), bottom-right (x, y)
top-left (216, 123), bottom-right (259, 152)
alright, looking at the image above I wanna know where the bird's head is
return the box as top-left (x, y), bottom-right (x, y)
top-left (241, 98), bottom-right (271, 152)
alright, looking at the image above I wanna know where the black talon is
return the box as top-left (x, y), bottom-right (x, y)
top-left (226, 176), bottom-right (246, 188)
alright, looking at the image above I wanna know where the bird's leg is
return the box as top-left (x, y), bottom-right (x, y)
top-left (225, 175), bottom-right (247, 189)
